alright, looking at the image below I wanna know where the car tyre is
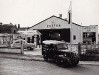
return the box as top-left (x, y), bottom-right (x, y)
top-left (55, 58), bottom-right (61, 65)
top-left (73, 59), bottom-right (79, 66)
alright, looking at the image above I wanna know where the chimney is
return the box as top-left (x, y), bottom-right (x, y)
top-left (10, 22), bottom-right (13, 25)
top-left (59, 14), bottom-right (62, 18)
top-left (18, 24), bottom-right (20, 28)
top-left (67, 1), bottom-right (72, 24)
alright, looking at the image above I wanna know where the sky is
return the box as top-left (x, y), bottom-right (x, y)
top-left (0, 0), bottom-right (99, 27)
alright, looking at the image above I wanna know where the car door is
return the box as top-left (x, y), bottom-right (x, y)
top-left (49, 44), bottom-right (56, 57)
top-left (13, 41), bottom-right (21, 48)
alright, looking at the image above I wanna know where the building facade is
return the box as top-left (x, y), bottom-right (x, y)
top-left (82, 25), bottom-right (98, 44)
top-left (29, 15), bottom-right (82, 44)
top-left (29, 15), bottom-right (98, 45)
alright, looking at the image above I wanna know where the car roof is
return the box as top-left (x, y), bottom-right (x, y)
top-left (42, 40), bottom-right (65, 45)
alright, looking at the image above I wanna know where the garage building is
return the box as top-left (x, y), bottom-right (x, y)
top-left (29, 15), bottom-right (83, 44)
top-left (29, 14), bottom-right (98, 45)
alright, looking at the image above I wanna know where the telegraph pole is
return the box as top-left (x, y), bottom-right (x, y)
top-left (68, 1), bottom-right (72, 51)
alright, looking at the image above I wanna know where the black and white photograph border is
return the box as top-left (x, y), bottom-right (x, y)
top-left (0, 0), bottom-right (99, 75)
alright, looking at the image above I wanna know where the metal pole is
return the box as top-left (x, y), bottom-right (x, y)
top-left (67, 1), bottom-right (72, 51)
top-left (34, 35), bottom-right (37, 48)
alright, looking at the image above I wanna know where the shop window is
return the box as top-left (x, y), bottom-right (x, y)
top-left (83, 32), bottom-right (96, 44)
top-left (73, 35), bottom-right (76, 40)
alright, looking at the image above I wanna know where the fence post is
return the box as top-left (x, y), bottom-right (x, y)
top-left (34, 35), bottom-right (37, 48)
top-left (21, 40), bottom-right (24, 54)
top-left (78, 42), bottom-right (81, 57)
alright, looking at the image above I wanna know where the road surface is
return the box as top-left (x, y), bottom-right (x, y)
top-left (0, 58), bottom-right (99, 75)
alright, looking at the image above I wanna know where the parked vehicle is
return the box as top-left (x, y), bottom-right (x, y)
top-left (42, 40), bottom-right (79, 66)
top-left (11, 39), bottom-right (35, 50)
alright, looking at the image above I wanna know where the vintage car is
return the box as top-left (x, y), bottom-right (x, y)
top-left (11, 39), bottom-right (35, 50)
top-left (42, 40), bottom-right (79, 66)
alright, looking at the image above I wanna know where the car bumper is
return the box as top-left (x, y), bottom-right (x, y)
top-left (56, 56), bottom-right (79, 65)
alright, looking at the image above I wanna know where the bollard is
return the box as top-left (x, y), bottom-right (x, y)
top-left (34, 35), bottom-right (37, 48)
top-left (21, 40), bottom-right (24, 54)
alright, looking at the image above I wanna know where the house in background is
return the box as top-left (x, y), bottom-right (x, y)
top-left (18, 24), bottom-right (29, 31)
top-left (0, 23), bottom-right (18, 47)
top-left (0, 23), bottom-right (17, 34)
top-left (17, 24), bottom-right (31, 42)
top-left (17, 25), bottom-right (41, 47)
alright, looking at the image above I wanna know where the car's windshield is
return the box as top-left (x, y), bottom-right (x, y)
top-left (56, 43), bottom-right (68, 50)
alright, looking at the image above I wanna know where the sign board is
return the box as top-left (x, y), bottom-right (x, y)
top-left (46, 22), bottom-right (61, 28)
top-left (83, 25), bottom-right (97, 32)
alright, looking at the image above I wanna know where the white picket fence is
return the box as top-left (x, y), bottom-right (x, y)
top-left (0, 48), bottom-right (21, 54)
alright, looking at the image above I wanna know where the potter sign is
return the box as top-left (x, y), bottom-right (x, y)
top-left (46, 22), bottom-right (61, 28)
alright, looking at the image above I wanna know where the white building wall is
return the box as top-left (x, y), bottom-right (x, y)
top-left (71, 24), bottom-right (82, 44)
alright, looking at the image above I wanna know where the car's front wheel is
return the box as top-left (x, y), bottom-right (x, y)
top-left (73, 59), bottom-right (79, 65)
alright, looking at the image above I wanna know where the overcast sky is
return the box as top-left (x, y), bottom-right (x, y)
top-left (0, 0), bottom-right (99, 27)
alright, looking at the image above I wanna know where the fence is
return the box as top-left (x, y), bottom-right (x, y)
top-left (79, 43), bottom-right (99, 61)
top-left (0, 34), bottom-right (24, 54)
top-left (0, 34), bottom-right (11, 48)
top-left (0, 37), bottom-right (23, 54)
top-left (66, 43), bottom-right (99, 61)
top-left (0, 44), bottom-right (23, 54)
